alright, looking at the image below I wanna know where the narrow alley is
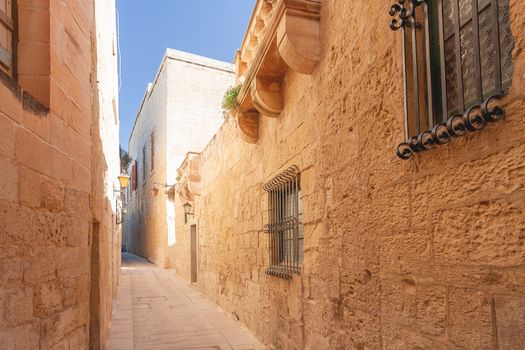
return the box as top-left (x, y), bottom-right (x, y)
top-left (107, 254), bottom-right (266, 350)
top-left (1, 0), bottom-right (525, 348)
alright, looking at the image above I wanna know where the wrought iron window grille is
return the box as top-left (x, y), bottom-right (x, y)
top-left (389, 0), bottom-right (514, 159)
top-left (263, 165), bottom-right (303, 280)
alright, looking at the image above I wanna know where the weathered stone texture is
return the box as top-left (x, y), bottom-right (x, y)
top-left (495, 296), bottom-right (525, 349)
top-left (0, 0), bottom-right (120, 349)
top-left (124, 50), bottom-right (234, 269)
top-left (170, 0), bottom-right (525, 348)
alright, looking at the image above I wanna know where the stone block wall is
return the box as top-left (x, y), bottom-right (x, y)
top-left (175, 0), bottom-right (525, 349)
top-left (0, 0), bottom-right (120, 349)
top-left (125, 50), bottom-right (234, 268)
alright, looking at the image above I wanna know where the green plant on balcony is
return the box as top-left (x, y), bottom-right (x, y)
top-left (221, 85), bottom-right (242, 119)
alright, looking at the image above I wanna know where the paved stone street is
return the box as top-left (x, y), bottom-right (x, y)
top-left (107, 253), bottom-right (266, 350)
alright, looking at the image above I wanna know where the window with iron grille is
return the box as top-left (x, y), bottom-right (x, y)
top-left (389, 0), bottom-right (514, 159)
top-left (0, 0), bottom-right (16, 78)
top-left (263, 166), bottom-right (303, 280)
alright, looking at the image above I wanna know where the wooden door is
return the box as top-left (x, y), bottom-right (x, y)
top-left (190, 225), bottom-right (197, 283)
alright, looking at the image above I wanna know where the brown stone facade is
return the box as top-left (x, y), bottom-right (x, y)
top-left (0, 0), bottom-right (120, 349)
top-left (172, 0), bottom-right (525, 349)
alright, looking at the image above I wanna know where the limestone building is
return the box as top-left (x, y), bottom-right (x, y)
top-left (0, 0), bottom-right (121, 349)
top-left (123, 49), bottom-right (235, 268)
top-left (171, 0), bottom-right (525, 349)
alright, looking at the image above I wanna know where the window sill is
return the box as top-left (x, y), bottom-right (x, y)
top-left (266, 265), bottom-right (301, 280)
top-left (396, 94), bottom-right (505, 160)
top-left (0, 69), bottom-right (49, 116)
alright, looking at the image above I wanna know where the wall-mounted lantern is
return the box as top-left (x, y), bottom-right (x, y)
top-left (183, 202), bottom-right (194, 224)
top-left (118, 173), bottom-right (130, 189)
top-left (115, 173), bottom-right (130, 225)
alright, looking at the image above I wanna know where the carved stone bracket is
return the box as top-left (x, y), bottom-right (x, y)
top-left (237, 111), bottom-right (260, 144)
top-left (235, 0), bottom-right (321, 143)
top-left (276, 2), bottom-right (321, 74)
top-left (175, 153), bottom-right (201, 200)
top-left (251, 77), bottom-right (283, 118)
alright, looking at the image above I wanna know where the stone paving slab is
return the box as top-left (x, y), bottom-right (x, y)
top-left (106, 253), bottom-right (267, 350)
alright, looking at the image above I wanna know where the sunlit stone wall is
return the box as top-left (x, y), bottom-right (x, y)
top-left (124, 50), bottom-right (234, 268)
top-left (174, 0), bottom-right (525, 348)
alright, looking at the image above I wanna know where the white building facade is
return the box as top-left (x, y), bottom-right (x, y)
top-left (124, 49), bottom-right (235, 268)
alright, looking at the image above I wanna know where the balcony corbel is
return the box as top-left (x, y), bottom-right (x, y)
top-left (236, 0), bottom-right (321, 143)
top-left (251, 77), bottom-right (283, 118)
top-left (175, 153), bottom-right (201, 201)
top-left (237, 110), bottom-right (260, 144)
top-left (276, 0), bottom-right (321, 74)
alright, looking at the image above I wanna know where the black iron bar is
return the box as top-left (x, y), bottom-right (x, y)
top-left (275, 183), bottom-right (283, 266)
top-left (289, 179), bottom-right (293, 274)
top-left (490, 0), bottom-right (502, 93)
top-left (402, 26), bottom-right (410, 139)
top-left (291, 177), bottom-right (299, 271)
top-left (284, 180), bottom-right (288, 274)
top-left (411, 15), bottom-right (421, 134)
top-left (274, 186), bottom-right (278, 268)
top-left (453, 0), bottom-right (465, 111)
top-left (267, 190), bottom-right (271, 268)
top-left (471, 0), bottom-right (483, 102)
top-left (283, 180), bottom-right (287, 274)
top-left (272, 189), bottom-right (275, 267)
top-left (438, 0), bottom-right (449, 120)
top-left (423, 3), bottom-right (434, 129)
top-left (284, 181), bottom-right (291, 273)
top-left (293, 176), bottom-right (300, 272)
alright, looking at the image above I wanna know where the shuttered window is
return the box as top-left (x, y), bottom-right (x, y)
top-left (390, 0), bottom-right (514, 159)
top-left (0, 0), bottom-right (16, 77)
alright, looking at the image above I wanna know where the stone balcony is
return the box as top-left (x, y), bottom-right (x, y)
top-left (234, 0), bottom-right (321, 143)
top-left (175, 152), bottom-right (201, 201)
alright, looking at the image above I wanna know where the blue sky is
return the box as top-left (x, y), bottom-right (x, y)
top-left (116, 0), bottom-right (256, 147)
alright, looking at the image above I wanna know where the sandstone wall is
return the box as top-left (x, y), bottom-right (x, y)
top-left (165, 52), bottom-right (235, 270)
top-left (92, 0), bottom-right (121, 348)
top-left (125, 57), bottom-right (169, 267)
top-left (0, 0), bottom-right (120, 349)
top-left (177, 0), bottom-right (525, 349)
top-left (125, 50), bottom-right (234, 268)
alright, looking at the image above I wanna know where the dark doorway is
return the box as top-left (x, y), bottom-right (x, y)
top-left (190, 225), bottom-right (197, 283)
top-left (89, 220), bottom-right (101, 349)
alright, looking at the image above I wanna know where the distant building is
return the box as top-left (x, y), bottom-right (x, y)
top-left (123, 49), bottom-right (235, 268)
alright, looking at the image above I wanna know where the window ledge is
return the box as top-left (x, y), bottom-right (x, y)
top-left (266, 266), bottom-right (300, 279)
top-left (0, 69), bottom-right (49, 116)
top-left (235, 0), bottom-right (321, 143)
top-left (396, 95), bottom-right (505, 159)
